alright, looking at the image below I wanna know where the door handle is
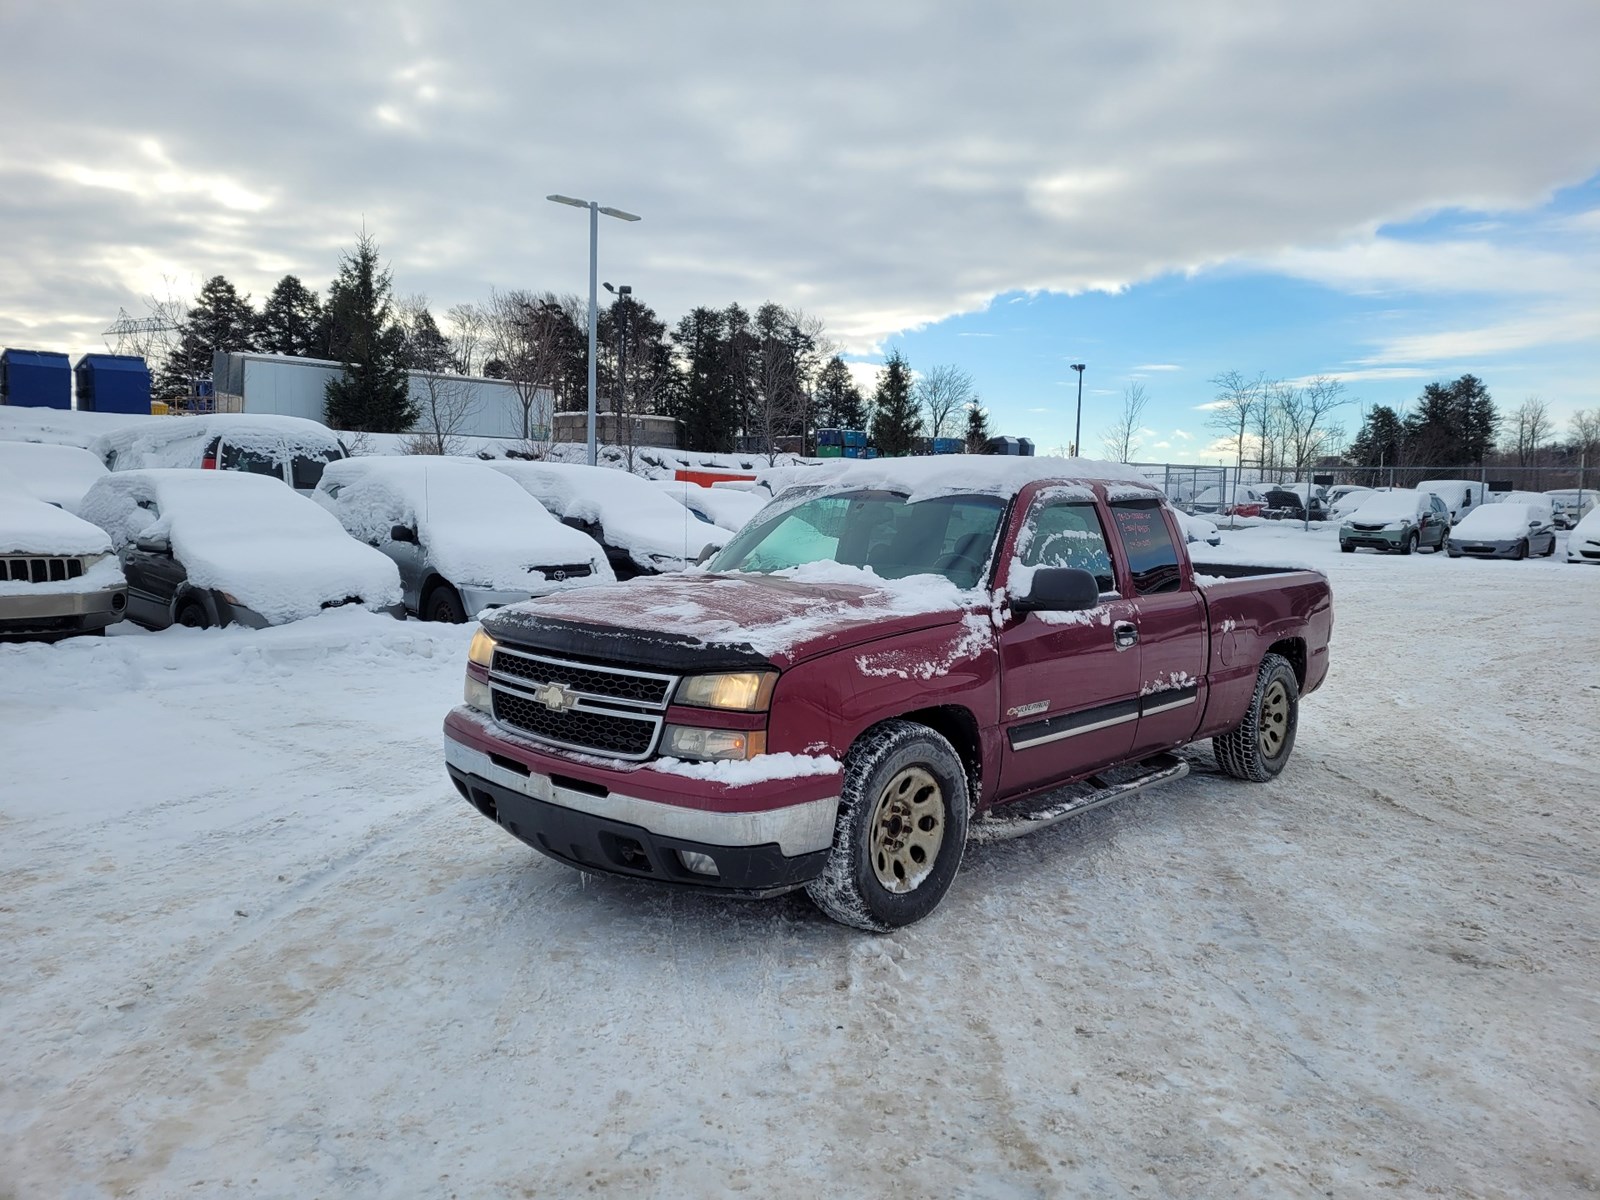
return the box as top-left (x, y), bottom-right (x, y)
top-left (1113, 621), bottom-right (1138, 650)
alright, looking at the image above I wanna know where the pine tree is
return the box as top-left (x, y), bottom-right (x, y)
top-left (323, 232), bottom-right (416, 432)
top-left (814, 356), bottom-right (867, 431)
top-left (1348, 405), bottom-right (1404, 469)
top-left (869, 350), bottom-right (922, 456)
top-left (965, 403), bottom-right (992, 453)
top-left (400, 307), bottom-right (453, 372)
top-left (257, 275), bottom-right (324, 358)
top-left (668, 307), bottom-right (737, 452)
top-left (162, 275), bottom-right (257, 395)
top-left (1451, 374), bottom-right (1499, 464)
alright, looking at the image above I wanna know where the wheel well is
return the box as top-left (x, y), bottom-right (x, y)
top-left (421, 574), bottom-right (453, 604)
top-left (1267, 637), bottom-right (1306, 688)
top-left (895, 705), bottom-right (983, 807)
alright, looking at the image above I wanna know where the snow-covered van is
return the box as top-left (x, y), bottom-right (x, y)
top-left (444, 456), bottom-right (1334, 931)
top-left (1415, 478), bottom-right (1487, 522)
top-left (91, 414), bottom-right (349, 494)
top-left (0, 466), bottom-right (127, 639)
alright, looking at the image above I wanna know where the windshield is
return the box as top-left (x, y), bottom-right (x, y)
top-left (708, 489), bottom-right (1006, 589)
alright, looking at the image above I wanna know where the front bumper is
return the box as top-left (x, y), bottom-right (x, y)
top-left (1447, 540), bottom-right (1521, 559)
top-left (443, 708), bottom-right (839, 895)
top-left (1567, 541), bottom-right (1600, 563)
top-left (1341, 529), bottom-right (1405, 551)
top-left (0, 586), bottom-right (127, 635)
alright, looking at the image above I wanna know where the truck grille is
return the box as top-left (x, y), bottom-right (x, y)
top-left (1, 555), bottom-right (87, 584)
top-left (486, 647), bottom-right (677, 760)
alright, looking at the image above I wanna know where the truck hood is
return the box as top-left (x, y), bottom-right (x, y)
top-left (481, 568), bottom-right (974, 671)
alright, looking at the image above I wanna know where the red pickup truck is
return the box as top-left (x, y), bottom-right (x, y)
top-left (443, 461), bottom-right (1333, 930)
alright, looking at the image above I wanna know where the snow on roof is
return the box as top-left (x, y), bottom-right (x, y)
top-left (91, 414), bottom-right (346, 464)
top-left (0, 442), bottom-right (107, 513)
top-left (1453, 503), bottom-right (1547, 539)
top-left (78, 470), bottom-right (400, 623)
top-left (489, 461), bottom-right (731, 571)
top-left (0, 466), bottom-right (113, 556)
top-left (1346, 489), bottom-right (1428, 520)
top-left (318, 457), bottom-right (611, 589)
top-left (758, 455), bottom-right (1152, 505)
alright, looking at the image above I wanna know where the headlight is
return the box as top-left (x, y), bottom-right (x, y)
top-left (468, 627), bottom-right (497, 668)
top-left (662, 724), bottom-right (767, 762)
top-left (674, 670), bottom-right (777, 711)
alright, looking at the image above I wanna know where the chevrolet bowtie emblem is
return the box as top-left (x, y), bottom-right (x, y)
top-left (531, 682), bottom-right (578, 712)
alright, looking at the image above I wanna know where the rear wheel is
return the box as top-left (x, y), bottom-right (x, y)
top-left (423, 582), bottom-right (467, 623)
top-left (806, 721), bottom-right (969, 932)
top-left (176, 598), bottom-right (211, 629)
top-left (1213, 653), bottom-right (1299, 782)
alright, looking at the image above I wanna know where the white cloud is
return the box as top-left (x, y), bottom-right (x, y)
top-left (1133, 363), bottom-right (1182, 372)
top-left (1170, 429), bottom-right (1194, 441)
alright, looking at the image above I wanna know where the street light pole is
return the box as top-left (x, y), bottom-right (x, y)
top-left (1070, 363), bottom-right (1086, 457)
top-left (547, 194), bottom-right (640, 465)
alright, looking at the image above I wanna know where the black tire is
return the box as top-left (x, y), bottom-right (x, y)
top-left (1401, 531), bottom-right (1417, 556)
top-left (1542, 538), bottom-right (1555, 558)
top-left (423, 582), bottom-right (467, 623)
top-left (1340, 542), bottom-right (1354, 553)
top-left (1514, 539), bottom-right (1528, 561)
top-left (805, 720), bottom-right (970, 932)
top-left (1213, 653), bottom-right (1299, 783)
top-left (176, 598), bottom-right (211, 629)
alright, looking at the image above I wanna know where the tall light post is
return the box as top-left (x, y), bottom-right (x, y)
top-left (1070, 363), bottom-right (1086, 457)
top-left (547, 194), bottom-right (640, 465)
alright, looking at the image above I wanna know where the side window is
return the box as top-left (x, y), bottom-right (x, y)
top-left (221, 442), bottom-right (285, 478)
top-left (1021, 501), bottom-right (1116, 594)
top-left (1108, 500), bottom-right (1183, 595)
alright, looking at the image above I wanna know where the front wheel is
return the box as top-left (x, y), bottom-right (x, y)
top-left (423, 583), bottom-right (467, 623)
top-left (806, 721), bottom-right (969, 932)
top-left (1340, 542), bottom-right (1354, 553)
top-left (1514, 539), bottom-right (1528, 561)
top-left (176, 598), bottom-right (211, 629)
top-left (1401, 531), bottom-right (1418, 555)
top-left (1213, 653), bottom-right (1299, 782)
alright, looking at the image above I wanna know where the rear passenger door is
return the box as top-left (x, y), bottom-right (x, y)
top-left (995, 494), bottom-right (1141, 798)
top-left (1107, 500), bottom-right (1208, 759)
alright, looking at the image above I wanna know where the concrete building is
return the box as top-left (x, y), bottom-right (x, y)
top-left (551, 411), bottom-right (680, 448)
top-left (211, 352), bottom-right (551, 440)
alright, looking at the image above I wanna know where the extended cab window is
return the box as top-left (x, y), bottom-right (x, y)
top-left (1020, 501), bottom-right (1115, 594)
top-left (221, 443), bottom-right (286, 479)
top-left (1109, 500), bottom-right (1183, 595)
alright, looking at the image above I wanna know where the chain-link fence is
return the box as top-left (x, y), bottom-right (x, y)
top-left (1128, 461), bottom-right (1597, 507)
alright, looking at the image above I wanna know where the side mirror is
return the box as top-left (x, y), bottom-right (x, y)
top-left (1014, 567), bottom-right (1100, 614)
top-left (134, 533), bottom-right (171, 554)
top-left (390, 524), bottom-right (418, 544)
top-left (1530, 520), bottom-right (1542, 529)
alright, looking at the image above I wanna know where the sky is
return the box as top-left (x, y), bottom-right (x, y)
top-left (1, 1), bottom-right (1596, 461)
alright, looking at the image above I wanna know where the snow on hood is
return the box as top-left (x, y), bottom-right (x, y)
top-left (495, 561), bottom-right (972, 663)
top-left (0, 442), bottom-right (108, 513)
top-left (488, 461), bottom-right (730, 571)
top-left (1453, 503), bottom-right (1547, 540)
top-left (1345, 490), bottom-right (1426, 522)
top-left (0, 469), bottom-right (114, 556)
top-left (79, 470), bottom-right (401, 624)
top-left (317, 457), bottom-right (610, 589)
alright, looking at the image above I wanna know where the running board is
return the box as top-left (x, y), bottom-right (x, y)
top-left (970, 753), bottom-right (1190, 843)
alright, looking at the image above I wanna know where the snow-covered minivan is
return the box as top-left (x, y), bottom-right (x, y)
top-left (1415, 479), bottom-right (1487, 522)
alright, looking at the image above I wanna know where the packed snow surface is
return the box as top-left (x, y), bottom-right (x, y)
top-left (78, 470), bottom-right (400, 623)
top-left (1452, 502), bottom-right (1548, 540)
top-left (0, 469), bottom-right (115, 556)
top-left (0, 441), bottom-right (108, 512)
top-left (3, 515), bottom-right (1598, 1199)
top-left (488, 460), bottom-right (732, 571)
top-left (317, 457), bottom-right (611, 591)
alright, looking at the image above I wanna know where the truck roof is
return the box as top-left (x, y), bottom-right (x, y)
top-left (761, 454), bottom-right (1159, 503)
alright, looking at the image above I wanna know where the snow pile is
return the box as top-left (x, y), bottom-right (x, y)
top-left (649, 752), bottom-right (843, 783)
top-left (1452, 503), bottom-right (1547, 540)
top-left (90, 413), bottom-right (347, 474)
top-left (489, 461), bottom-right (731, 572)
top-left (79, 470), bottom-right (401, 623)
top-left (0, 468), bottom-right (114, 557)
top-left (655, 478), bottom-right (768, 533)
top-left (0, 442), bottom-right (108, 512)
top-left (1343, 490), bottom-right (1427, 523)
top-left (0, 405), bottom-right (153, 449)
top-left (317, 458), bottom-right (612, 591)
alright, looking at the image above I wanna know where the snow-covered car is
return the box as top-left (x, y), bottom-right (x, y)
top-left (1174, 510), bottom-right (1222, 546)
top-left (1, 466), bottom-right (128, 639)
top-left (1446, 502), bottom-right (1556, 560)
top-left (92, 414), bottom-right (349, 494)
top-left (1566, 507), bottom-right (1600, 564)
top-left (654, 479), bottom-right (767, 535)
top-left (1414, 478), bottom-right (1488, 522)
top-left (79, 470), bottom-right (402, 630)
top-left (0, 442), bottom-right (109, 513)
top-left (1190, 483), bottom-right (1269, 517)
top-left (1261, 484), bottom-right (1328, 521)
top-left (315, 457), bottom-right (614, 622)
top-left (1544, 489), bottom-right (1598, 530)
top-left (488, 461), bottom-right (732, 578)
top-left (1340, 489), bottom-right (1450, 554)
top-left (1329, 486), bottom-right (1379, 521)
top-left (1491, 491), bottom-right (1556, 526)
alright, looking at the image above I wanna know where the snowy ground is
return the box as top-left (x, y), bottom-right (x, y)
top-left (3, 527), bottom-right (1597, 1199)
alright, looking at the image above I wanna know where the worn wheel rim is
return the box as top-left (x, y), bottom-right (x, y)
top-left (868, 766), bottom-right (945, 894)
top-left (1259, 680), bottom-right (1290, 758)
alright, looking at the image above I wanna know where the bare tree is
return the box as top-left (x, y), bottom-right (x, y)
top-left (402, 372), bottom-right (477, 456)
top-left (1101, 382), bottom-right (1151, 462)
top-left (445, 303), bottom-right (488, 375)
top-left (750, 304), bottom-right (808, 466)
top-left (485, 288), bottom-right (567, 445)
top-left (915, 364), bottom-right (975, 441)
top-left (1278, 375), bottom-right (1349, 476)
top-left (1572, 408), bottom-right (1600, 498)
top-left (1206, 371), bottom-right (1265, 480)
top-left (1508, 397), bottom-right (1553, 466)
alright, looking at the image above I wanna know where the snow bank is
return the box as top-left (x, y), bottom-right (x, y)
top-left (648, 752), bottom-right (843, 783)
top-left (0, 442), bottom-right (108, 512)
top-left (318, 458), bottom-right (612, 591)
top-left (0, 469), bottom-right (114, 556)
top-left (489, 461), bottom-right (730, 572)
top-left (1453, 503), bottom-right (1547, 540)
top-left (79, 470), bottom-right (401, 623)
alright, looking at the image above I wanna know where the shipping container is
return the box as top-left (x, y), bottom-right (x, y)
top-left (0, 349), bottom-right (71, 409)
top-left (75, 354), bottom-right (153, 414)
